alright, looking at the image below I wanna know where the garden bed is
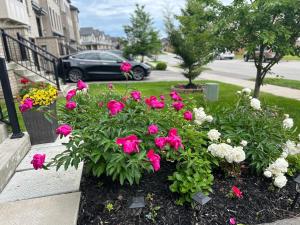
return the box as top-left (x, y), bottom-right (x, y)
top-left (77, 162), bottom-right (300, 225)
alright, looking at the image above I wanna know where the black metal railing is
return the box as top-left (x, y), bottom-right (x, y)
top-left (0, 58), bottom-right (24, 138)
top-left (0, 29), bottom-right (60, 90)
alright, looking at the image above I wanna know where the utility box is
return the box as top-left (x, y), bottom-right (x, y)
top-left (204, 83), bottom-right (219, 102)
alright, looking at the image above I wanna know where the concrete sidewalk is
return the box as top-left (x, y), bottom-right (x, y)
top-left (201, 73), bottom-right (300, 101)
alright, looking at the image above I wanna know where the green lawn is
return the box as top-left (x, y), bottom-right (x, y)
top-left (283, 55), bottom-right (300, 61)
top-left (89, 81), bottom-right (300, 129)
top-left (262, 78), bottom-right (300, 90)
top-left (2, 80), bottom-right (300, 132)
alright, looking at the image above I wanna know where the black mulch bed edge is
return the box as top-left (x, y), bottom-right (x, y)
top-left (77, 162), bottom-right (300, 225)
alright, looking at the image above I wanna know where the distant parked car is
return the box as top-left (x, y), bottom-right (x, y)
top-left (216, 51), bottom-right (235, 60)
top-left (243, 48), bottom-right (276, 62)
top-left (60, 51), bottom-right (151, 82)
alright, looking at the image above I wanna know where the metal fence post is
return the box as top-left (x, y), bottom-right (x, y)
top-left (0, 58), bottom-right (24, 139)
top-left (16, 32), bottom-right (28, 61)
top-left (52, 59), bottom-right (61, 90)
top-left (1, 30), bottom-right (11, 62)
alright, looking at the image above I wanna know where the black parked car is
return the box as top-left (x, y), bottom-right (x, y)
top-left (60, 51), bottom-right (151, 82)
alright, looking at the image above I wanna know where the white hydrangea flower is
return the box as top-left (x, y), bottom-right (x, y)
top-left (281, 151), bottom-right (288, 159)
top-left (283, 140), bottom-right (300, 156)
top-left (232, 146), bottom-right (246, 163)
top-left (264, 170), bottom-right (272, 178)
top-left (226, 138), bottom-right (231, 144)
top-left (242, 88), bottom-right (251, 95)
top-left (237, 91), bottom-right (242, 94)
top-left (266, 158), bottom-right (289, 177)
top-left (274, 174), bottom-right (287, 188)
top-left (240, 140), bottom-right (248, 147)
top-left (205, 115), bottom-right (213, 123)
top-left (249, 96), bottom-right (253, 100)
top-left (283, 117), bottom-right (294, 129)
top-left (284, 114), bottom-right (290, 119)
top-left (250, 98), bottom-right (261, 110)
top-left (208, 129), bottom-right (221, 141)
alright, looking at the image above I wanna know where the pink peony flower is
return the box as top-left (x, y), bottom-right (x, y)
top-left (66, 89), bottom-right (77, 101)
top-left (172, 101), bottom-right (185, 111)
top-left (98, 102), bottom-right (104, 108)
top-left (229, 218), bottom-right (236, 225)
top-left (107, 100), bottom-right (125, 116)
top-left (20, 78), bottom-right (30, 84)
top-left (56, 124), bottom-right (72, 137)
top-left (65, 101), bottom-right (77, 110)
top-left (183, 111), bottom-right (193, 121)
top-left (116, 135), bottom-right (141, 154)
top-left (120, 61), bottom-right (132, 73)
top-left (232, 186), bottom-right (243, 198)
top-left (167, 128), bottom-right (184, 151)
top-left (145, 96), bottom-right (164, 109)
top-left (155, 137), bottom-right (168, 150)
top-left (31, 154), bottom-right (46, 170)
top-left (77, 80), bottom-right (88, 90)
top-left (170, 91), bottom-right (182, 101)
top-left (160, 95), bottom-right (165, 100)
top-left (148, 124), bottom-right (159, 135)
top-left (19, 98), bottom-right (34, 112)
top-left (131, 91), bottom-right (141, 101)
top-left (147, 149), bottom-right (161, 171)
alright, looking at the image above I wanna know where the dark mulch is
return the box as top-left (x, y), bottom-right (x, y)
top-left (77, 162), bottom-right (300, 225)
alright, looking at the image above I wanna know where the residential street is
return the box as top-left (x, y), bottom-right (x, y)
top-left (157, 53), bottom-right (300, 81)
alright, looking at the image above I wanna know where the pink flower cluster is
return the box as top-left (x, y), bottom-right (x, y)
top-left (131, 91), bottom-right (141, 101)
top-left (148, 124), bottom-right (159, 135)
top-left (56, 124), bottom-right (72, 137)
top-left (184, 111), bottom-right (193, 121)
top-left (170, 91), bottom-right (185, 111)
top-left (155, 128), bottom-right (184, 151)
top-left (19, 98), bottom-right (34, 112)
top-left (170, 91), bottom-right (182, 101)
top-left (116, 135), bottom-right (141, 154)
top-left (145, 96), bottom-right (165, 109)
top-left (31, 154), bottom-right (46, 170)
top-left (147, 149), bottom-right (161, 171)
top-left (107, 100), bottom-right (125, 116)
top-left (120, 61), bottom-right (132, 73)
top-left (65, 80), bottom-right (89, 110)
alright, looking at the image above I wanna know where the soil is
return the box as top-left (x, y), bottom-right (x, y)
top-left (77, 162), bottom-right (300, 225)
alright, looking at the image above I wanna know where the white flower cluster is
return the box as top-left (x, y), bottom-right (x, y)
top-left (242, 88), bottom-right (251, 95)
top-left (208, 143), bottom-right (246, 163)
top-left (208, 129), bottom-right (221, 141)
top-left (264, 158), bottom-right (289, 188)
top-left (282, 140), bottom-right (300, 157)
top-left (193, 107), bottom-right (213, 125)
top-left (250, 98), bottom-right (261, 110)
top-left (283, 114), bottom-right (294, 130)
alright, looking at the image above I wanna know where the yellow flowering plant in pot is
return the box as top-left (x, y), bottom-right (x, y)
top-left (18, 79), bottom-right (59, 145)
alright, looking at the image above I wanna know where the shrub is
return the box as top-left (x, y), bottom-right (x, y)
top-left (155, 62), bottom-right (167, 70)
top-left (52, 81), bottom-right (213, 197)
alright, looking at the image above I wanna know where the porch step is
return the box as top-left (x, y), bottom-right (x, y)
top-left (0, 133), bottom-right (31, 192)
top-left (0, 192), bottom-right (81, 225)
top-left (0, 123), bottom-right (8, 144)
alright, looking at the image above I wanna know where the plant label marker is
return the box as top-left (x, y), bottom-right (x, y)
top-left (129, 196), bottom-right (145, 216)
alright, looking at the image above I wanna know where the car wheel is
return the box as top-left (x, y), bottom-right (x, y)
top-left (132, 67), bottom-right (145, 81)
top-left (243, 56), bottom-right (249, 62)
top-left (68, 68), bottom-right (83, 82)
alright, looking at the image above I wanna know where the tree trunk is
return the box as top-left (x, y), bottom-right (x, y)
top-left (253, 71), bottom-right (262, 98)
top-left (141, 55), bottom-right (144, 63)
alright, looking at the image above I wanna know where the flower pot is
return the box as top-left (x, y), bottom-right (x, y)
top-left (22, 102), bottom-right (58, 145)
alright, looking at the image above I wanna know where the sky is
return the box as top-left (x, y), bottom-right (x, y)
top-left (72, 0), bottom-right (233, 37)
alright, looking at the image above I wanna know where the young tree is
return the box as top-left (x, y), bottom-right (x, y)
top-left (123, 4), bottom-right (162, 62)
top-left (166, 0), bottom-right (220, 88)
top-left (217, 0), bottom-right (300, 98)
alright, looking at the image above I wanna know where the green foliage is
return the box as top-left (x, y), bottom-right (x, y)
top-left (287, 155), bottom-right (300, 176)
top-left (216, 0), bottom-right (300, 97)
top-left (155, 62), bottom-right (167, 70)
top-left (208, 92), bottom-right (296, 174)
top-left (167, 0), bottom-right (219, 86)
top-left (123, 4), bottom-right (162, 62)
top-left (168, 149), bottom-right (214, 205)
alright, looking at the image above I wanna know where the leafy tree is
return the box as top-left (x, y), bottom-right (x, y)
top-left (123, 4), bottom-right (162, 62)
top-left (217, 0), bottom-right (300, 98)
top-left (167, 0), bottom-right (220, 88)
